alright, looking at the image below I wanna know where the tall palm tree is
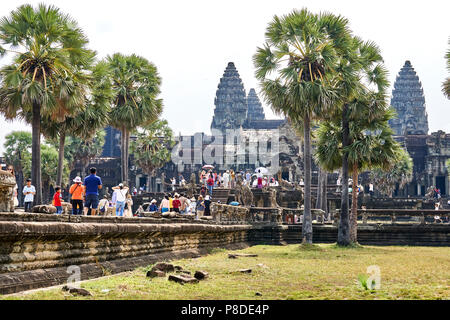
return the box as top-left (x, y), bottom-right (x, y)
top-left (328, 37), bottom-right (390, 246)
top-left (253, 9), bottom-right (350, 243)
top-left (0, 4), bottom-right (92, 204)
top-left (104, 53), bottom-right (162, 183)
top-left (316, 92), bottom-right (401, 243)
top-left (39, 61), bottom-right (112, 186)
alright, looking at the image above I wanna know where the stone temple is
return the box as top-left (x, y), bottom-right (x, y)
top-left (389, 60), bottom-right (429, 135)
top-left (73, 60), bottom-right (449, 197)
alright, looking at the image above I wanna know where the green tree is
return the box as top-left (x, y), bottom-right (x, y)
top-left (316, 98), bottom-right (402, 243)
top-left (131, 119), bottom-right (174, 191)
top-left (326, 36), bottom-right (390, 246)
top-left (370, 150), bottom-right (413, 197)
top-left (0, 4), bottom-right (93, 204)
top-left (253, 8), bottom-right (350, 243)
top-left (41, 61), bottom-right (112, 186)
top-left (443, 38), bottom-right (450, 99)
top-left (104, 53), bottom-right (163, 184)
top-left (3, 131), bottom-right (32, 205)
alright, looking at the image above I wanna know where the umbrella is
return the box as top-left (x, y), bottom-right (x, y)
top-left (255, 167), bottom-right (269, 175)
top-left (202, 165), bottom-right (214, 170)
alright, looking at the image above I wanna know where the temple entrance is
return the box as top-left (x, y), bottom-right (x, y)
top-left (435, 176), bottom-right (446, 196)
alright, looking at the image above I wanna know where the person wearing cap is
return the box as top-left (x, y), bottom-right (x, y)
top-left (69, 176), bottom-right (85, 215)
top-left (149, 199), bottom-right (158, 212)
top-left (22, 178), bottom-right (36, 212)
top-left (112, 183), bottom-right (129, 217)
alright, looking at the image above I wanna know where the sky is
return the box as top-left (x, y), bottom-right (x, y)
top-left (0, 0), bottom-right (449, 154)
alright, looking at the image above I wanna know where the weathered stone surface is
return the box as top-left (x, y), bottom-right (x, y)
top-left (62, 285), bottom-right (92, 296)
top-left (194, 270), bottom-right (209, 280)
top-left (176, 270), bottom-right (191, 275)
top-left (168, 274), bottom-right (199, 284)
top-left (32, 205), bottom-right (57, 214)
top-left (0, 170), bottom-right (15, 213)
top-left (152, 262), bottom-right (175, 273)
top-left (228, 253), bottom-right (258, 258)
top-left (146, 270), bottom-right (165, 278)
top-left (174, 265), bottom-right (183, 271)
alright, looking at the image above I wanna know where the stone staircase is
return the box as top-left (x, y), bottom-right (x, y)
top-left (212, 188), bottom-right (231, 204)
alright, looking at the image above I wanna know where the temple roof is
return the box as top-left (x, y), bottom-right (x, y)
top-left (246, 88), bottom-right (265, 121)
top-left (243, 119), bottom-right (286, 130)
top-left (389, 60), bottom-right (429, 136)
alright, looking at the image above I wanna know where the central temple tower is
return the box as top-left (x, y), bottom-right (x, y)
top-left (389, 60), bottom-right (429, 136)
top-left (211, 62), bottom-right (248, 132)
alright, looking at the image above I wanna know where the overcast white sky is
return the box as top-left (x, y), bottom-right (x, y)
top-left (0, 0), bottom-right (449, 154)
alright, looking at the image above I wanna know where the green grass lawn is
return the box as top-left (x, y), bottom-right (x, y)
top-left (2, 244), bottom-right (449, 300)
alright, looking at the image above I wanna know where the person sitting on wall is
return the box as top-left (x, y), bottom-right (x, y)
top-left (159, 195), bottom-right (170, 213)
top-left (98, 195), bottom-right (109, 216)
top-left (172, 193), bottom-right (181, 213)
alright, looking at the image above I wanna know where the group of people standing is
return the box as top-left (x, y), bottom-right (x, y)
top-left (152, 192), bottom-right (211, 219)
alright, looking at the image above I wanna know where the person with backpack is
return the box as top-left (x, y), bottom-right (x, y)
top-left (69, 176), bottom-right (85, 215)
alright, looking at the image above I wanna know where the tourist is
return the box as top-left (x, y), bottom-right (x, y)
top-left (230, 169), bottom-right (236, 188)
top-left (207, 174), bottom-right (214, 195)
top-left (256, 169), bottom-right (263, 189)
top-left (245, 171), bottom-right (251, 185)
top-left (184, 197), bottom-right (192, 214)
top-left (69, 176), bottom-right (85, 215)
top-left (336, 176), bottom-right (341, 192)
top-left (159, 195), bottom-right (170, 213)
top-left (189, 197), bottom-right (197, 214)
top-left (132, 187), bottom-right (137, 196)
top-left (299, 178), bottom-right (304, 187)
top-left (171, 177), bottom-right (176, 191)
top-left (125, 194), bottom-right (133, 217)
top-left (169, 193), bottom-right (174, 211)
top-left (178, 174), bottom-right (184, 187)
top-left (262, 177), bottom-right (268, 188)
top-left (53, 186), bottom-right (62, 215)
top-left (204, 195), bottom-right (212, 216)
top-left (223, 170), bottom-right (230, 188)
top-left (98, 195), bottom-right (109, 216)
top-left (369, 183), bottom-right (374, 197)
top-left (149, 199), bottom-right (158, 212)
top-left (23, 178), bottom-right (35, 213)
top-left (200, 185), bottom-right (207, 198)
top-left (213, 171), bottom-right (218, 187)
top-left (196, 195), bottom-right (205, 219)
top-left (112, 183), bottom-right (128, 217)
top-left (179, 193), bottom-right (187, 213)
top-left (83, 167), bottom-right (102, 216)
top-left (172, 194), bottom-right (181, 213)
top-left (200, 170), bottom-right (207, 186)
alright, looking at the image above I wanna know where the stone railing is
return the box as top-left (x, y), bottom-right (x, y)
top-left (333, 208), bottom-right (450, 225)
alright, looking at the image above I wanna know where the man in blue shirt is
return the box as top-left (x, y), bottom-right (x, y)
top-left (83, 167), bottom-right (102, 216)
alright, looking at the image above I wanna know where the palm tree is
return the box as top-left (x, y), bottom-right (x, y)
top-left (104, 53), bottom-right (163, 183)
top-left (329, 37), bottom-right (390, 246)
top-left (39, 61), bottom-right (112, 186)
top-left (0, 4), bottom-right (92, 204)
top-left (130, 119), bottom-right (174, 192)
top-left (316, 92), bottom-right (402, 243)
top-left (253, 9), bottom-right (350, 243)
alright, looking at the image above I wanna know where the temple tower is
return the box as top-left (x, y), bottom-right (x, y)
top-left (211, 62), bottom-right (248, 132)
top-left (389, 60), bottom-right (429, 135)
top-left (246, 88), bottom-right (265, 121)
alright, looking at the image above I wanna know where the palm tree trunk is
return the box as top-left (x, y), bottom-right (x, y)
top-left (338, 104), bottom-right (350, 246)
top-left (321, 170), bottom-right (328, 216)
top-left (17, 169), bottom-right (24, 207)
top-left (120, 127), bottom-right (126, 183)
top-left (302, 113), bottom-right (313, 244)
top-left (56, 129), bottom-right (66, 187)
top-left (124, 128), bottom-right (130, 184)
top-left (147, 172), bottom-right (151, 192)
top-left (31, 102), bottom-right (42, 205)
top-left (350, 163), bottom-right (359, 243)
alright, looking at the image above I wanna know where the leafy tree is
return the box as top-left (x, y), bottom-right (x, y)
top-left (0, 4), bottom-right (93, 204)
top-left (130, 119), bottom-right (174, 191)
top-left (3, 131), bottom-right (31, 205)
top-left (370, 150), bottom-right (413, 197)
top-left (322, 35), bottom-right (390, 246)
top-left (316, 99), bottom-right (402, 243)
top-left (443, 38), bottom-right (450, 99)
top-left (253, 8), bottom-right (350, 243)
top-left (104, 53), bottom-right (163, 184)
top-left (40, 61), bottom-right (112, 186)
